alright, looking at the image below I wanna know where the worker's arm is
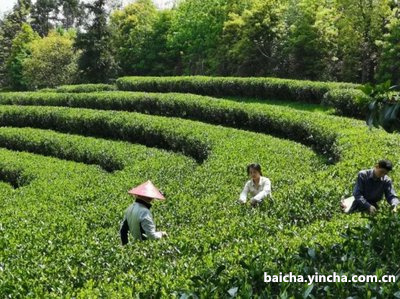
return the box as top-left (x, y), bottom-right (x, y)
top-left (239, 181), bottom-right (250, 203)
top-left (120, 218), bottom-right (129, 245)
top-left (384, 179), bottom-right (400, 208)
top-left (252, 179), bottom-right (271, 203)
top-left (353, 172), bottom-right (371, 210)
top-left (140, 211), bottom-right (164, 240)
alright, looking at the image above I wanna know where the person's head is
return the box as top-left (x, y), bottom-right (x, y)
top-left (374, 159), bottom-right (393, 178)
top-left (247, 163), bottom-right (262, 180)
top-left (136, 195), bottom-right (154, 203)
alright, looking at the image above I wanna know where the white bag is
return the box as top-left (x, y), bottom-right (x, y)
top-left (341, 196), bottom-right (355, 214)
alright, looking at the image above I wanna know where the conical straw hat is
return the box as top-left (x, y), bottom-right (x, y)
top-left (128, 180), bottom-right (165, 200)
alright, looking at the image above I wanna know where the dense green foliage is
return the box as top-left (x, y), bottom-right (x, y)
top-left (5, 23), bottom-right (38, 90)
top-left (22, 30), bottom-right (78, 89)
top-left (74, 0), bottom-right (119, 83)
top-left (110, 0), bottom-right (158, 75)
top-left (322, 88), bottom-right (370, 118)
top-left (376, 6), bottom-right (400, 85)
top-left (1, 76), bottom-right (400, 296)
top-left (0, 0), bottom-right (30, 87)
top-left (0, 91), bottom-right (340, 160)
top-left (54, 83), bottom-right (117, 93)
top-left (0, 0), bottom-right (399, 295)
top-left (361, 81), bottom-right (400, 133)
top-left (116, 76), bottom-right (358, 103)
top-left (276, 211), bottom-right (400, 296)
top-left (1, 0), bottom-right (399, 88)
top-left (115, 76), bottom-right (372, 118)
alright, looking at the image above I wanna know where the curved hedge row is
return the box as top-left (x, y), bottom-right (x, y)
top-left (0, 104), bottom-right (334, 222)
top-left (116, 76), bottom-right (358, 103)
top-left (1, 88), bottom-right (399, 297)
top-left (54, 84), bottom-right (117, 93)
top-left (0, 93), bottom-right (397, 224)
top-left (0, 91), bottom-right (340, 161)
top-left (0, 127), bottom-right (140, 172)
top-left (0, 105), bottom-right (211, 163)
top-left (322, 88), bottom-right (369, 118)
top-left (115, 76), bottom-right (366, 118)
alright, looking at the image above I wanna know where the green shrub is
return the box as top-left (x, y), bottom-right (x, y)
top-left (277, 211), bottom-right (400, 296)
top-left (322, 88), bottom-right (370, 118)
top-left (0, 127), bottom-right (129, 172)
top-left (0, 161), bottom-right (33, 188)
top-left (1, 84), bottom-right (400, 297)
top-left (116, 75), bottom-right (359, 103)
top-left (0, 91), bottom-right (340, 160)
top-left (0, 105), bottom-right (211, 163)
top-left (55, 84), bottom-right (117, 93)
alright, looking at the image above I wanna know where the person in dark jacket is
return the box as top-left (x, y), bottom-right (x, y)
top-left (341, 159), bottom-right (399, 214)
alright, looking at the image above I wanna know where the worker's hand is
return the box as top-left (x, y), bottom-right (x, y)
top-left (392, 205), bottom-right (398, 213)
top-left (250, 198), bottom-right (260, 207)
top-left (161, 231), bottom-right (168, 238)
top-left (340, 200), bottom-right (347, 211)
top-left (368, 205), bottom-right (377, 215)
top-left (238, 198), bottom-right (246, 204)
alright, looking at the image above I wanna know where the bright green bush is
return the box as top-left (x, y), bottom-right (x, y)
top-left (116, 75), bottom-right (359, 103)
top-left (116, 76), bottom-right (371, 118)
top-left (0, 82), bottom-right (400, 297)
top-left (22, 31), bottom-right (78, 90)
top-left (0, 91), bottom-right (340, 160)
top-left (0, 105), bottom-right (211, 163)
top-left (0, 127), bottom-right (130, 172)
top-left (0, 159), bottom-right (33, 188)
top-left (322, 88), bottom-right (370, 118)
top-left (6, 23), bottom-right (39, 90)
top-left (55, 84), bottom-right (117, 93)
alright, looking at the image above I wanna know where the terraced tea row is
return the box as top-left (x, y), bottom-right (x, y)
top-left (0, 85), bottom-right (399, 297)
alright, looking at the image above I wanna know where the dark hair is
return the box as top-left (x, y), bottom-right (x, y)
top-left (247, 163), bottom-right (263, 176)
top-left (378, 159), bottom-right (393, 171)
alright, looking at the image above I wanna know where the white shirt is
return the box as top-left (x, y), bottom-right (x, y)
top-left (239, 176), bottom-right (271, 203)
top-left (124, 201), bottom-right (163, 241)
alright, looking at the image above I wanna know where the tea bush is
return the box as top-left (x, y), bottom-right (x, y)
top-left (0, 79), bottom-right (399, 297)
top-left (116, 76), bottom-right (358, 104)
top-left (55, 84), bottom-right (117, 93)
top-left (116, 76), bottom-right (367, 118)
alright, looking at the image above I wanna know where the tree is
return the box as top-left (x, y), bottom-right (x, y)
top-left (6, 23), bottom-right (39, 90)
top-left (376, 4), bottom-right (400, 85)
top-left (222, 0), bottom-right (287, 76)
top-left (23, 30), bottom-right (78, 89)
top-left (30, 0), bottom-right (59, 36)
top-left (0, 0), bottom-right (31, 87)
top-left (167, 0), bottom-right (233, 75)
top-left (336, 0), bottom-right (392, 83)
top-left (58, 0), bottom-right (85, 29)
top-left (75, 0), bottom-right (119, 83)
top-left (110, 0), bottom-right (158, 75)
top-left (140, 10), bottom-right (177, 75)
top-left (281, 0), bottom-right (340, 80)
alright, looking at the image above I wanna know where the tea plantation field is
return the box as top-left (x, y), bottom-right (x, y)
top-left (0, 77), bottom-right (399, 297)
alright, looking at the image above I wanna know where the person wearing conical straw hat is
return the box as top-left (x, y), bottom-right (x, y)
top-left (120, 180), bottom-right (168, 244)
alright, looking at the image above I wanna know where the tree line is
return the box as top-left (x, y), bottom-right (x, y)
top-left (0, 0), bottom-right (399, 90)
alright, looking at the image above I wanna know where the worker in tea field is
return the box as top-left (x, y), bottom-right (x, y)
top-left (120, 180), bottom-right (168, 244)
top-left (341, 159), bottom-right (399, 214)
top-left (238, 163), bottom-right (271, 207)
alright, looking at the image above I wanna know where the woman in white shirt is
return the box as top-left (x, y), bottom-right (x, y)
top-left (238, 163), bottom-right (271, 206)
